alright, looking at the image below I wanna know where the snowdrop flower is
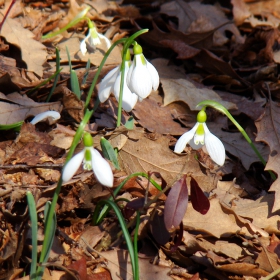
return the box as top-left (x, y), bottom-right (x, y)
top-left (30, 111), bottom-right (60, 125)
top-left (126, 43), bottom-right (159, 99)
top-left (80, 21), bottom-right (111, 55)
top-left (174, 110), bottom-right (225, 166)
top-left (62, 133), bottom-right (113, 187)
top-left (98, 50), bottom-right (138, 112)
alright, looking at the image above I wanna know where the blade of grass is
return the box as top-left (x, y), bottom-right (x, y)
top-left (66, 46), bottom-right (81, 99)
top-left (26, 191), bottom-right (38, 279)
top-left (46, 48), bottom-right (61, 102)
top-left (100, 137), bottom-right (120, 169)
top-left (26, 68), bottom-right (63, 96)
top-left (93, 172), bottom-right (161, 225)
top-left (134, 211), bottom-right (140, 280)
top-left (95, 200), bottom-right (136, 278)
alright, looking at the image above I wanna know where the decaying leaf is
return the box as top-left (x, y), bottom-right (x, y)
top-left (0, 92), bottom-right (62, 125)
top-left (118, 128), bottom-right (217, 190)
top-left (152, 58), bottom-right (236, 111)
top-left (1, 17), bottom-right (47, 77)
top-left (183, 198), bottom-right (240, 238)
top-left (255, 99), bottom-right (280, 212)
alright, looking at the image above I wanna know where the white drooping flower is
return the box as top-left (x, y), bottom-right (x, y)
top-left (126, 44), bottom-right (159, 99)
top-left (30, 111), bottom-right (61, 125)
top-left (98, 50), bottom-right (138, 112)
top-left (174, 110), bottom-right (225, 166)
top-left (80, 21), bottom-right (111, 55)
top-left (62, 133), bottom-right (113, 187)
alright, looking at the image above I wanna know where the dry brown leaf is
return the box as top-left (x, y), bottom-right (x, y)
top-left (160, 0), bottom-right (241, 46)
top-left (119, 129), bottom-right (217, 190)
top-left (133, 98), bottom-right (187, 135)
top-left (0, 92), bottom-right (62, 125)
top-left (183, 198), bottom-right (240, 238)
top-left (208, 122), bottom-right (270, 170)
top-left (204, 239), bottom-right (244, 260)
top-left (1, 17), bottom-right (47, 76)
top-left (101, 249), bottom-right (172, 280)
top-left (152, 58), bottom-right (236, 111)
top-left (56, 36), bottom-right (121, 66)
top-left (255, 99), bottom-right (280, 212)
top-left (231, 0), bottom-right (251, 26)
top-left (231, 194), bottom-right (280, 234)
top-left (217, 263), bottom-right (269, 278)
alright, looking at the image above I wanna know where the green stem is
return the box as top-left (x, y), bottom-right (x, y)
top-left (42, 16), bottom-right (89, 39)
top-left (39, 109), bottom-right (93, 271)
top-left (134, 211), bottom-right (140, 280)
top-left (116, 29), bottom-right (149, 127)
top-left (46, 48), bottom-right (61, 102)
top-left (93, 172), bottom-right (161, 225)
top-left (95, 200), bottom-right (136, 278)
top-left (197, 100), bottom-right (276, 180)
top-left (26, 191), bottom-right (38, 279)
top-left (262, 268), bottom-right (280, 280)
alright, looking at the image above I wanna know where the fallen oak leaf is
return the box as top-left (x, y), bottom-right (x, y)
top-left (255, 98), bottom-right (280, 212)
top-left (0, 92), bottom-right (62, 125)
top-left (0, 17), bottom-right (47, 77)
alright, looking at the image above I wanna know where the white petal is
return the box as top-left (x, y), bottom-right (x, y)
top-left (98, 66), bottom-right (119, 102)
top-left (90, 148), bottom-right (114, 187)
top-left (62, 150), bottom-right (84, 182)
top-left (204, 124), bottom-right (225, 166)
top-left (174, 123), bottom-right (199, 153)
top-left (146, 59), bottom-right (159, 91)
top-left (80, 35), bottom-right (89, 56)
top-left (126, 59), bottom-right (135, 85)
top-left (98, 33), bottom-right (111, 49)
top-left (127, 55), bottom-right (153, 99)
top-left (113, 65), bottom-right (138, 112)
top-left (30, 111), bottom-right (60, 125)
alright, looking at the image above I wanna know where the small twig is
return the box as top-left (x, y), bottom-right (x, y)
top-left (0, 0), bottom-right (16, 33)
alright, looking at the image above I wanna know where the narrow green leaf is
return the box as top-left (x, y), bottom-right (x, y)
top-left (100, 137), bottom-right (120, 169)
top-left (36, 201), bottom-right (56, 278)
top-left (93, 172), bottom-right (162, 225)
top-left (0, 121), bottom-right (23, 131)
top-left (81, 59), bottom-right (91, 86)
top-left (70, 69), bottom-right (81, 99)
top-left (46, 48), bottom-right (61, 102)
top-left (94, 200), bottom-right (137, 278)
top-left (26, 68), bottom-right (63, 96)
top-left (26, 191), bottom-right (38, 279)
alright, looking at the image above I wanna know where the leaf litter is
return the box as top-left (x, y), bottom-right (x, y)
top-left (1, 0), bottom-right (280, 279)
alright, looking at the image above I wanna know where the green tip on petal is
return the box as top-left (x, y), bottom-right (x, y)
top-left (84, 148), bottom-right (91, 162)
top-left (196, 123), bottom-right (205, 136)
top-left (88, 20), bottom-right (94, 29)
top-left (197, 110), bottom-right (207, 123)
top-left (83, 132), bottom-right (93, 147)
top-left (133, 44), bottom-right (142, 55)
top-left (90, 26), bottom-right (99, 39)
top-left (125, 49), bottom-right (131, 61)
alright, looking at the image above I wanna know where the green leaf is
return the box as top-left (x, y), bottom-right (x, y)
top-left (100, 137), bottom-right (120, 169)
top-left (125, 116), bottom-right (134, 130)
top-left (0, 121), bottom-right (23, 131)
top-left (26, 191), bottom-right (38, 279)
top-left (70, 69), bottom-right (81, 99)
